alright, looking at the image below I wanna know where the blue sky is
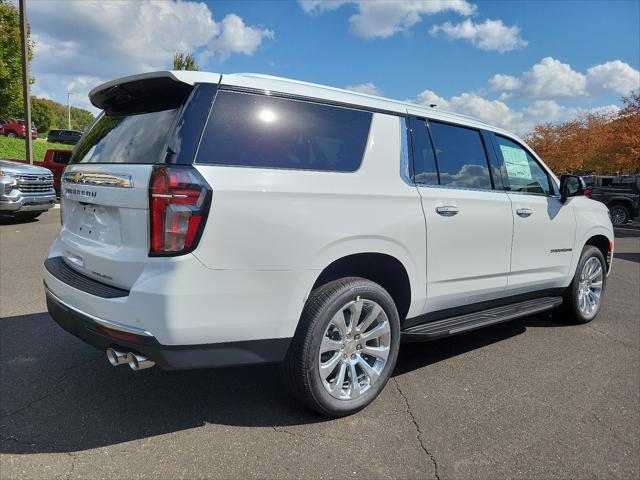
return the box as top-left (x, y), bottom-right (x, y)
top-left (29, 0), bottom-right (640, 134)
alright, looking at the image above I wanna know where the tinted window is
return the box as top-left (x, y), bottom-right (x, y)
top-left (52, 151), bottom-right (71, 164)
top-left (428, 121), bottom-right (492, 189)
top-left (409, 117), bottom-right (438, 185)
top-left (197, 91), bottom-right (372, 171)
top-left (70, 109), bottom-right (179, 164)
top-left (495, 135), bottom-right (551, 195)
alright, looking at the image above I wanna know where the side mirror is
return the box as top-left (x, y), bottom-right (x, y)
top-left (560, 175), bottom-right (584, 203)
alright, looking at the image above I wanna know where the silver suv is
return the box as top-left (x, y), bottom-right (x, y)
top-left (0, 160), bottom-right (56, 219)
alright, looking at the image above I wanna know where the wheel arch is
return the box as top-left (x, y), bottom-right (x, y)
top-left (584, 234), bottom-right (612, 270)
top-left (311, 252), bottom-right (414, 322)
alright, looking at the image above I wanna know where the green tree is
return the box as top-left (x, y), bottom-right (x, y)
top-left (0, 0), bottom-right (33, 118)
top-left (173, 51), bottom-right (199, 71)
top-left (30, 96), bottom-right (53, 132)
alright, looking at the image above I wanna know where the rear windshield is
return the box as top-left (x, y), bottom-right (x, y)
top-left (70, 108), bottom-right (179, 164)
top-left (196, 91), bottom-right (372, 172)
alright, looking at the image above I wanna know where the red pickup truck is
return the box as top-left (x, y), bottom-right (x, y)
top-left (2, 119), bottom-right (38, 139)
top-left (11, 149), bottom-right (71, 193)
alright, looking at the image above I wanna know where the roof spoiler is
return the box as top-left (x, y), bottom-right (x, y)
top-left (89, 71), bottom-right (221, 114)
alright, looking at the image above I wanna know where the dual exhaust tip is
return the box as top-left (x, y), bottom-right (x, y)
top-left (106, 347), bottom-right (155, 371)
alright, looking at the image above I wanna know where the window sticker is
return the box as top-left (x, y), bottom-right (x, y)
top-left (500, 144), bottom-right (532, 180)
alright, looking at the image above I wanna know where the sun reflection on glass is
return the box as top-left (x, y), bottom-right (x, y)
top-left (257, 109), bottom-right (277, 123)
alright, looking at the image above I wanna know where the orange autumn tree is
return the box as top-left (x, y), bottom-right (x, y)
top-left (526, 91), bottom-right (640, 175)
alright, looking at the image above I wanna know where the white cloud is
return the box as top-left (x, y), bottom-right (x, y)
top-left (490, 57), bottom-right (640, 100)
top-left (409, 88), bottom-right (621, 136)
top-left (209, 14), bottom-right (274, 60)
top-left (586, 60), bottom-right (640, 95)
top-left (298, 0), bottom-right (349, 14)
top-left (345, 82), bottom-right (382, 96)
top-left (521, 57), bottom-right (587, 98)
top-left (415, 89), bottom-right (450, 108)
top-left (489, 74), bottom-right (521, 91)
top-left (430, 18), bottom-right (527, 52)
top-left (29, 1), bottom-right (273, 111)
top-left (298, 0), bottom-right (476, 38)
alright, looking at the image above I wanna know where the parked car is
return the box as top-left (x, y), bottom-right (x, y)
top-left (43, 71), bottom-right (614, 417)
top-left (47, 129), bottom-right (83, 145)
top-left (2, 119), bottom-right (37, 139)
top-left (585, 174), bottom-right (640, 224)
top-left (11, 148), bottom-right (71, 193)
top-left (0, 159), bottom-right (56, 219)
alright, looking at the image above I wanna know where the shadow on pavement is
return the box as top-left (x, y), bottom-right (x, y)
top-left (614, 252), bottom-right (640, 263)
top-left (0, 309), bottom-right (566, 454)
top-left (0, 215), bottom-right (41, 225)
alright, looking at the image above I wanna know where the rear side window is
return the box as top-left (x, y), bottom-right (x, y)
top-left (409, 117), bottom-right (439, 185)
top-left (70, 109), bottom-right (179, 164)
top-left (494, 135), bottom-right (552, 195)
top-left (428, 121), bottom-right (492, 190)
top-left (196, 91), bottom-right (372, 172)
top-left (52, 151), bottom-right (71, 164)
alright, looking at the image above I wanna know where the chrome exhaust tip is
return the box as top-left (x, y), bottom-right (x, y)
top-left (126, 352), bottom-right (155, 371)
top-left (106, 347), bottom-right (128, 366)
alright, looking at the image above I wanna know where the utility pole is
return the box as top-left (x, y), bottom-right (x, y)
top-left (67, 91), bottom-right (72, 129)
top-left (19, 0), bottom-right (32, 165)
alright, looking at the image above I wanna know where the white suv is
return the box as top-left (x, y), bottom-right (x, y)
top-left (44, 71), bottom-right (614, 417)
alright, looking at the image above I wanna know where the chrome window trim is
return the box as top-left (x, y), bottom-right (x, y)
top-left (414, 183), bottom-right (502, 194)
top-left (399, 117), bottom-right (412, 186)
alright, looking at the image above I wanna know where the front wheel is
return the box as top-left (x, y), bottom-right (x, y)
top-left (6, 132), bottom-right (17, 138)
top-left (281, 277), bottom-right (400, 417)
top-left (562, 246), bottom-right (607, 324)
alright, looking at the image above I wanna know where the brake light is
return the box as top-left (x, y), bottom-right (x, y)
top-left (583, 187), bottom-right (592, 198)
top-left (149, 166), bottom-right (211, 256)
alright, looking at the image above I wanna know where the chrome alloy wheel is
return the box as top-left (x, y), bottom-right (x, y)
top-left (578, 257), bottom-right (604, 318)
top-left (318, 298), bottom-right (391, 400)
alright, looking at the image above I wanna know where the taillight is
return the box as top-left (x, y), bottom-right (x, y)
top-left (149, 166), bottom-right (211, 256)
top-left (583, 187), bottom-right (592, 198)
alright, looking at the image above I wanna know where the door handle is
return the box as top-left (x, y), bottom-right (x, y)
top-left (516, 208), bottom-right (533, 217)
top-left (435, 206), bottom-right (460, 216)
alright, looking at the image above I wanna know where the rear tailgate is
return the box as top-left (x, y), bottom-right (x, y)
top-left (55, 71), bottom-right (218, 290)
top-left (59, 165), bottom-right (153, 289)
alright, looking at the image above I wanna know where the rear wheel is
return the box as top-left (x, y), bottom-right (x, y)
top-left (281, 277), bottom-right (400, 417)
top-left (609, 204), bottom-right (630, 225)
top-left (7, 132), bottom-right (17, 138)
top-left (562, 246), bottom-right (606, 324)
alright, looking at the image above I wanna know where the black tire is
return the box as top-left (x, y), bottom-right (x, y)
top-left (7, 132), bottom-right (17, 138)
top-left (562, 245), bottom-right (607, 324)
top-left (281, 277), bottom-right (401, 417)
top-left (609, 204), bottom-right (630, 225)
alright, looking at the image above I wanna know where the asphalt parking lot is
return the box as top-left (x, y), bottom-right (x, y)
top-left (1, 209), bottom-right (638, 479)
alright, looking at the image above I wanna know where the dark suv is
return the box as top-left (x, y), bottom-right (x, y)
top-left (585, 175), bottom-right (640, 224)
top-left (47, 129), bottom-right (83, 145)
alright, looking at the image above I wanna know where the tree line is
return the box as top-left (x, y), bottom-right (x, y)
top-left (525, 91), bottom-right (639, 175)
top-left (1, 0), bottom-right (94, 134)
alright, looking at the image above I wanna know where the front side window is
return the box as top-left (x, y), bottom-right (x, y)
top-left (495, 135), bottom-right (552, 195)
top-left (427, 121), bottom-right (492, 189)
top-left (196, 91), bottom-right (372, 172)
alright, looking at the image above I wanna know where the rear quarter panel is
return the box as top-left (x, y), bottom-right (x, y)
top-left (193, 113), bottom-right (427, 321)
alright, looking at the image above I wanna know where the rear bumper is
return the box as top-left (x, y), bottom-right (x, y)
top-left (45, 282), bottom-right (291, 370)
